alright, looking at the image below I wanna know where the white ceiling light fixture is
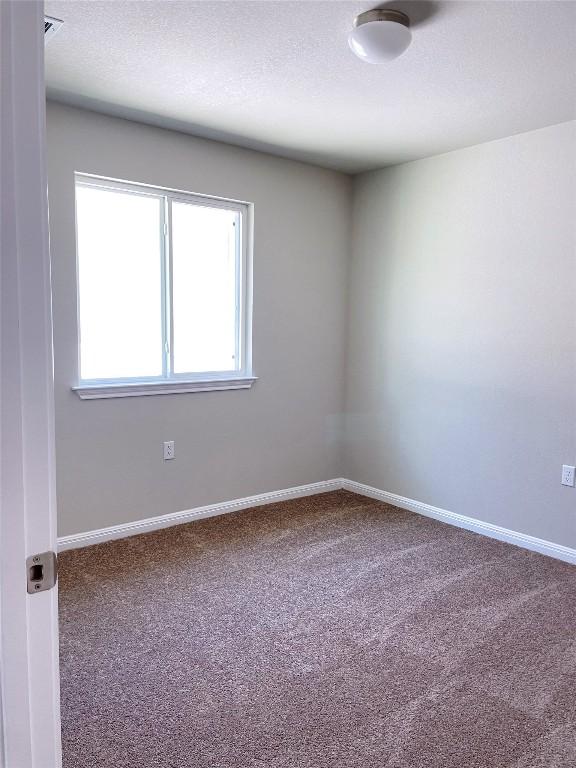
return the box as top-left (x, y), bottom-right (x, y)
top-left (348, 9), bottom-right (412, 63)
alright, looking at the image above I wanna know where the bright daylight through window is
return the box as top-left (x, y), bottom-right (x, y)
top-left (73, 175), bottom-right (253, 398)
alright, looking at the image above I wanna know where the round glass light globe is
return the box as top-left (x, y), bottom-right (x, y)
top-left (348, 18), bottom-right (412, 63)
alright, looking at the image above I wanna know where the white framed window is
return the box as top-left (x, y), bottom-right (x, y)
top-left (72, 174), bottom-right (255, 399)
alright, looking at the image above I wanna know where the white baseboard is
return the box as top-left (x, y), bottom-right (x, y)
top-left (341, 479), bottom-right (576, 566)
top-left (57, 479), bottom-right (343, 552)
top-left (58, 477), bottom-right (576, 566)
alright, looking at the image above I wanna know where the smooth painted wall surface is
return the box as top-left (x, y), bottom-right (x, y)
top-left (47, 102), bottom-right (351, 537)
top-left (344, 121), bottom-right (576, 548)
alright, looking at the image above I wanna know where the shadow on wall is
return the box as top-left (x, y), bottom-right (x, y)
top-left (377, 1), bottom-right (442, 28)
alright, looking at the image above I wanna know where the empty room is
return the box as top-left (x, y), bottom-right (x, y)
top-left (1, 1), bottom-right (576, 766)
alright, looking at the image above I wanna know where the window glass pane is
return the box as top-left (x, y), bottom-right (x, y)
top-left (76, 184), bottom-right (163, 380)
top-left (172, 202), bottom-right (238, 374)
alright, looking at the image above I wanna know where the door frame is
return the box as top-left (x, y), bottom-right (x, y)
top-left (0, 1), bottom-right (62, 765)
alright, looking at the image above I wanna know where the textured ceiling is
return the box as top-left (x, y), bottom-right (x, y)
top-left (45, 0), bottom-right (576, 173)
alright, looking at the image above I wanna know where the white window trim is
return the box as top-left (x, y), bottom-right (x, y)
top-left (73, 376), bottom-right (258, 400)
top-left (72, 173), bottom-right (255, 399)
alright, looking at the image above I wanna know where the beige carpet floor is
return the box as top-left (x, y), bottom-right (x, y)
top-left (59, 490), bottom-right (576, 767)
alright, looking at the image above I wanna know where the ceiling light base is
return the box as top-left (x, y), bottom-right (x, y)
top-left (353, 9), bottom-right (410, 29)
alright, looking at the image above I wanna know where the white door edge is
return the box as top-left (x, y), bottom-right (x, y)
top-left (0, 2), bottom-right (62, 766)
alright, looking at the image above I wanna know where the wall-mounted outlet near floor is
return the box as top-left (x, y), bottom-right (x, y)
top-left (163, 441), bottom-right (175, 461)
top-left (561, 465), bottom-right (575, 487)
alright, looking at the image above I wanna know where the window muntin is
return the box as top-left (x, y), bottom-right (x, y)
top-left (74, 174), bottom-right (251, 388)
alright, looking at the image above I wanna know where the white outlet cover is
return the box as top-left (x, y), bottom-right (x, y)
top-left (561, 465), bottom-right (575, 487)
top-left (163, 441), bottom-right (175, 460)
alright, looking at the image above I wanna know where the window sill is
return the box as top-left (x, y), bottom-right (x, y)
top-left (72, 376), bottom-right (258, 400)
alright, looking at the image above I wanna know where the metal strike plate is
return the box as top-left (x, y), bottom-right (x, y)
top-left (26, 551), bottom-right (58, 594)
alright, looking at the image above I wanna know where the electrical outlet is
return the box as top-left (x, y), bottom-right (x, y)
top-left (561, 465), bottom-right (575, 487)
top-left (163, 441), bottom-right (175, 461)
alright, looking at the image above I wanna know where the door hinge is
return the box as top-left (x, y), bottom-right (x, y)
top-left (26, 551), bottom-right (58, 594)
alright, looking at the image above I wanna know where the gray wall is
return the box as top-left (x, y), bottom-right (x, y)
top-left (344, 121), bottom-right (576, 548)
top-left (48, 103), bottom-right (576, 551)
top-left (47, 102), bottom-right (351, 536)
